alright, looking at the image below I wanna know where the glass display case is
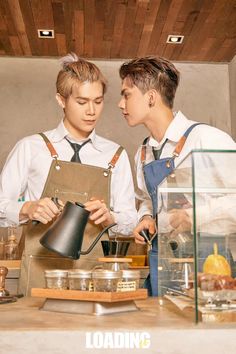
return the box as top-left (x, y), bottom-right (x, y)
top-left (157, 150), bottom-right (236, 323)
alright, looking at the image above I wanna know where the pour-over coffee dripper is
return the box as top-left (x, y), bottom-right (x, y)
top-left (101, 239), bottom-right (130, 257)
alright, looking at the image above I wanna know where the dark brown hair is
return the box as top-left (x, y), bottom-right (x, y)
top-left (119, 56), bottom-right (180, 108)
top-left (56, 53), bottom-right (107, 98)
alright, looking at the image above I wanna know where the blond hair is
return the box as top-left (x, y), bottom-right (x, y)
top-left (56, 53), bottom-right (107, 98)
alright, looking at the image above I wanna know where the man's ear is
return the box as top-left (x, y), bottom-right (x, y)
top-left (147, 89), bottom-right (158, 107)
top-left (56, 93), bottom-right (65, 109)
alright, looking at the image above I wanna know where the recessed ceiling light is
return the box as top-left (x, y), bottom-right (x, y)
top-left (166, 35), bottom-right (184, 44)
top-left (37, 29), bottom-right (54, 38)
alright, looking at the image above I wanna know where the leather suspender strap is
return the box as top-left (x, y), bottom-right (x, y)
top-left (172, 123), bottom-right (204, 157)
top-left (38, 133), bottom-right (59, 159)
top-left (141, 137), bottom-right (149, 164)
top-left (39, 132), bottom-right (124, 169)
top-left (141, 123), bottom-right (204, 163)
top-left (108, 146), bottom-right (124, 169)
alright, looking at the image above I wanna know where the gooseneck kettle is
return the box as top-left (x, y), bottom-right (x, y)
top-left (40, 201), bottom-right (116, 260)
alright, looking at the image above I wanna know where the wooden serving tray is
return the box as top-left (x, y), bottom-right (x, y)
top-left (31, 288), bottom-right (148, 303)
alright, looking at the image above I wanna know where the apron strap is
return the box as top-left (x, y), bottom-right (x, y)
top-left (108, 146), bottom-right (124, 169)
top-left (173, 123), bottom-right (204, 157)
top-left (39, 133), bottom-right (124, 170)
top-left (38, 133), bottom-right (59, 159)
top-left (141, 123), bottom-right (204, 163)
top-left (141, 137), bottom-right (149, 164)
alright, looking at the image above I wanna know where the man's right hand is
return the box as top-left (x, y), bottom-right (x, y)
top-left (133, 216), bottom-right (156, 245)
top-left (19, 197), bottom-right (63, 224)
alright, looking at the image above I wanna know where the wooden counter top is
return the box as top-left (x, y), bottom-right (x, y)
top-left (0, 296), bottom-right (236, 354)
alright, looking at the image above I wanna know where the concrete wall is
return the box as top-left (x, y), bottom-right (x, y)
top-left (229, 55), bottom-right (236, 139)
top-left (0, 57), bottom-right (233, 171)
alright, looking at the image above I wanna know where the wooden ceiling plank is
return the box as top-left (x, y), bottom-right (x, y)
top-left (93, 0), bottom-right (106, 57)
top-left (124, 0), bottom-right (149, 57)
top-left (18, 0), bottom-right (40, 56)
top-left (63, 0), bottom-right (75, 55)
top-left (119, 1), bottom-right (139, 58)
top-left (37, 0), bottom-right (55, 28)
top-left (9, 35), bottom-right (23, 55)
top-left (156, 0), bottom-right (185, 50)
top-left (212, 38), bottom-right (236, 62)
top-left (169, 0), bottom-right (205, 60)
top-left (31, 0), bottom-right (58, 56)
top-left (110, 2), bottom-right (126, 57)
top-left (159, 0), bottom-right (186, 59)
top-left (177, 0), bottom-right (214, 60)
top-left (0, 0), bottom-right (17, 35)
top-left (55, 33), bottom-right (67, 56)
top-left (95, 0), bottom-right (106, 22)
top-left (84, 0), bottom-right (95, 57)
top-left (135, 0), bottom-right (148, 24)
top-left (0, 11), bottom-right (7, 32)
top-left (7, 0), bottom-right (31, 55)
top-left (0, 31), bottom-right (13, 55)
top-left (147, 0), bottom-right (172, 55)
top-left (212, 1), bottom-right (236, 39)
top-left (130, 24), bottom-right (145, 57)
top-left (73, 10), bottom-right (84, 56)
top-left (93, 21), bottom-right (104, 58)
top-left (52, 1), bottom-right (65, 34)
top-left (137, 0), bottom-right (162, 56)
top-left (103, 0), bottom-right (116, 42)
top-left (193, 0), bottom-right (234, 62)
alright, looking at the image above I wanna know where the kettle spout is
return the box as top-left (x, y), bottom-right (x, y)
top-left (79, 223), bottom-right (116, 256)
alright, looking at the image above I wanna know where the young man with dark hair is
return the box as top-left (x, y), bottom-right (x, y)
top-left (118, 56), bottom-right (236, 296)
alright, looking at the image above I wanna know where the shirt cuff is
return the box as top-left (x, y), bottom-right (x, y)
top-left (5, 201), bottom-right (25, 225)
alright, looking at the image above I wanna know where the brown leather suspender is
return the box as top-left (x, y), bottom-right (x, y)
top-left (39, 133), bottom-right (124, 169)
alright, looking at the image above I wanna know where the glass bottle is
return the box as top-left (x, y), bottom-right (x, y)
top-left (0, 236), bottom-right (5, 260)
top-left (4, 234), bottom-right (18, 260)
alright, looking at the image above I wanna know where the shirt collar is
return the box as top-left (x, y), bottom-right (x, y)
top-left (148, 111), bottom-right (191, 148)
top-left (48, 120), bottom-right (103, 152)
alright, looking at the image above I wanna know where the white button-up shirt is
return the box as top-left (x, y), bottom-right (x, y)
top-left (0, 120), bottom-right (137, 230)
top-left (135, 111), bottom-right (236, 234)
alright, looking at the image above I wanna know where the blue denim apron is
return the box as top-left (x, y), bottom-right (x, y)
top-left (142, 123), bottom-right (202, 296)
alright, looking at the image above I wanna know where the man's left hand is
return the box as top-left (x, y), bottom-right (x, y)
top-left (84, 198), bottom-right (115, 227)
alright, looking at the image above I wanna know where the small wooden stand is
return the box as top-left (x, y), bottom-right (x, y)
top-left (98, 257), bottom-right (132, 271)
top-left (31, 288), bottom-right (148, 315)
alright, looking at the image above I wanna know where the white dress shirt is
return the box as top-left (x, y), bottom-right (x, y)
top-left (0, 120), bottom-right (137, 230)
top-left (135, 111), bottom-right (236, 234)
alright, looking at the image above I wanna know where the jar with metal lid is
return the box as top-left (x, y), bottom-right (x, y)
top-left (68, 269), bottom-right (92, 291)
top-left (44, 269), bottom-right (68, 289)
top-left (92, 270), bottom-right (122, 292)
top-left (117, 270), bottom-right (140, 292)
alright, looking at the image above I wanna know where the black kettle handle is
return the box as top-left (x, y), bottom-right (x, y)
top-left (80, 223), bottom-right (117, 256)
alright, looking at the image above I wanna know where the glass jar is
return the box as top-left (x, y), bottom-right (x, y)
top-left (68, 269), bottom-right (92, 291)
top-left (92, 270), bottom-right (122, 292)
top-left (44, 269), bottom-right (68, 289)
top-left (0, 236), bottom-right (5, 260)
top-left (118, 270), bottom-right (140, 292)
top-left (4, 235), bottom-right (18, 260)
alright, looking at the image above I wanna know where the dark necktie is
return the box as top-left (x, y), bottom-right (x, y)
top-left (66, 138), bottom-right (90, 163)
top-left (152, 138), bottom-right (168, 160)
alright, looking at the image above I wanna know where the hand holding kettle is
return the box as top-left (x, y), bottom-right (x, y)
top-left (84, 197), bottom-right (115, 227)
top-left (19, 197), bottom-right (64, 224)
